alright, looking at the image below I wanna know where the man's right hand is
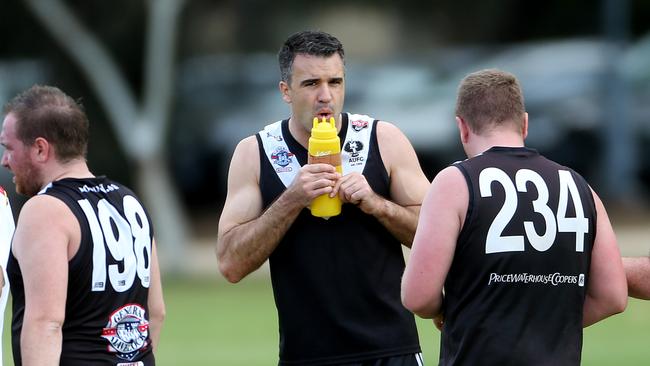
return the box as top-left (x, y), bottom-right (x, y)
top-left (287, 163), bottom-right (340, 207)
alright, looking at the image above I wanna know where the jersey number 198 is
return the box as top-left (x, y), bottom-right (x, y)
top-left (78, 196), bottom-right (152, 292)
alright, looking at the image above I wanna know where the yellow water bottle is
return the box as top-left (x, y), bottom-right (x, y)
top-left (308, 117), bottom-right (342, 218)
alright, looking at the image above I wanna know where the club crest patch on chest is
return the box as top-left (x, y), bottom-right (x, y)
top-left (270, 146), bottom-right (295, 172)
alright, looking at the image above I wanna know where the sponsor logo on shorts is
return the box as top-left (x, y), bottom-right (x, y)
top-left (102, 304), bottom-right (149, 361)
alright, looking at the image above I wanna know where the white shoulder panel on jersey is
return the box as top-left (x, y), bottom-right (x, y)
top-left (259, 120), bottom-right (302, 188)
top-left (259, 114), bottom-right (376, 188)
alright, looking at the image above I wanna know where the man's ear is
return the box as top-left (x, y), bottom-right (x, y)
top-left (32, 137), bottom-right (51, 163)
top-left (279, 81), bottom-right (291, 104)
top-left (456, 116), bottom-right (470, 144)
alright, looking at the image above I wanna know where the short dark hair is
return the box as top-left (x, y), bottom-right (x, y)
top-left (4, 85), bottom-right (89, 162)
top-left (455, 69), bottom-right (525, 134)
top-left (278, 30), bottom-right (345, 83)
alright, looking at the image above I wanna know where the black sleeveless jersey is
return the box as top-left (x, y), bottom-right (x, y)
top-left (440, 147), bottom-right (597, 366)
top-left (8, 177), bottom-right (156, 365)
top-left (257, 115), bottom-right (421, 365)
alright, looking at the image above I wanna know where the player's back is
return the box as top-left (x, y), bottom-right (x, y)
top-left (8, 177), bottom-right (156, 365)
top-left (441, 146), bottom-right (596, 366)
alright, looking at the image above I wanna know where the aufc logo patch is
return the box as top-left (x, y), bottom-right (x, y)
top-left (344, 140), bottom-right (365, 166)
top-left (271, 147), bottom-right (295, 172)
top-left (102, 304), bottom-right (150, 361)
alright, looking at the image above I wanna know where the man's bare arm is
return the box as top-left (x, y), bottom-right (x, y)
top-left (402, 166), bottom-right (466, 318)
top-left (623, 256), bottom-right (650, 300)
top-left (583, 191), bottom-right (627, 327)
top-left (147, 239), bottom-right (165, 350)
top-left (16, 196), bottom-right (73, 365)
top-left (217, 136), bottom-right (340, 282)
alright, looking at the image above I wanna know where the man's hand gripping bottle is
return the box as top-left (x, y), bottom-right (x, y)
top-left (308, 117), bottom-right (342, 218)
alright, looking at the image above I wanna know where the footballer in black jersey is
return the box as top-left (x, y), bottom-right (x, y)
top-left (403, 69), bottom-right (626, 366)
top-left (1, 85), bottom-right (164, 365)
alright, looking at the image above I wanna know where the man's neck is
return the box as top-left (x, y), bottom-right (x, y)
top-left (42, 159), bottom-right (94, 186)
top-left (468, 134), bottom-right (525, 158)
top-left (288, 118), bottom-right (310, 148)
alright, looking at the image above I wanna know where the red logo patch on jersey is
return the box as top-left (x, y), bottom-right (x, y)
top-left (351, 119), bottom-right (369, 132)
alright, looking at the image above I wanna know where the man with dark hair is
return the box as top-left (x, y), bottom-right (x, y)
top-left (1, 85), bottom-right (165, 365)
top-left (401, 69), bottom-right (627, 365)
top-left (217, 30), bottom-right (429, 365)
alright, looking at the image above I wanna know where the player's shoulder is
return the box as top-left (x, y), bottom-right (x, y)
top-left (375, 120), bottom-right (411, 143)
top-left (228, 135), bottom-right (261, 181)
top-left (238, 134), bottom-right (258, 146)
top-left (433, 165), bottom-right (466, 187)
top-left (24, 193), bottom-right (68, 210)
top-left (375, 119), bottom-right (399, 131)
top-left (18, 194), bottom-right (74, 230)
top-left (233, 135), bottom-right (260, 158)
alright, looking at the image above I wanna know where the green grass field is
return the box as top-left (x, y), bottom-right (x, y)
top-left (3, 276), bottom-right (649, 365)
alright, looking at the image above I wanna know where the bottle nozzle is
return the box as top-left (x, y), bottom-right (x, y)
top-left (312, 116), bottom-right (336, 129)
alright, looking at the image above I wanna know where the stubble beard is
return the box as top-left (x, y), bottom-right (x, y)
top-left (15, 162), bottom-right (43, 197)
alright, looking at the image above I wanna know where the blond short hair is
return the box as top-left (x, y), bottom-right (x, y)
top-left (455, 69), bottom-right (525, 134)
